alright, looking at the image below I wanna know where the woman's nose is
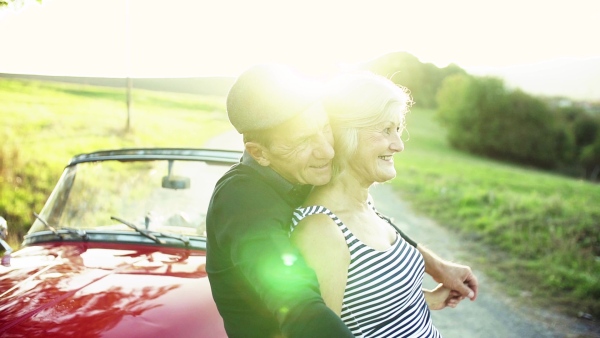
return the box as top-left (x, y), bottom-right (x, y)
top-left (390, 134), bottom-right (404, 153)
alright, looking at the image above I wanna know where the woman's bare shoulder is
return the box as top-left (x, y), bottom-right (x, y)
top-left (294, 210), bottom-right (336, 234)
top-left (292, 209), bottom-right (345, 248)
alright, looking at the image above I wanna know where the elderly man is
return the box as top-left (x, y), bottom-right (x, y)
top-left (206, 64), bottom-right (477, 338)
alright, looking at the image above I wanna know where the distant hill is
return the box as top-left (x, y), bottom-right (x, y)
top-left (4, 55), bottom-right (599, 103)
top-left (465, 57), bottom-right (600, 102)
top-left (0, 73), bottom-right (236, 97)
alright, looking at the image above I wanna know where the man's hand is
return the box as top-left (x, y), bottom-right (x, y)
top-left (436, 260), bottom-right (478, 301)
top-left (418, 244), bottom-right (478, 301)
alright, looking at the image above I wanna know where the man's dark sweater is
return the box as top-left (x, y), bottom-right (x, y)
top-left (206, 153), bottom-right (416, 337)
top-left (206, 152), bottom-right (353, 338)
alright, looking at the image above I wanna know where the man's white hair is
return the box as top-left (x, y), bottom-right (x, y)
top-left (0, 216), bottom-right (7, 230)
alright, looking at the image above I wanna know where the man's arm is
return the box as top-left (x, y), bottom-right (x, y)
top-left (232, 228), bottom-right (354, 337)
top-left (418, 244), bottom-right (478, 301)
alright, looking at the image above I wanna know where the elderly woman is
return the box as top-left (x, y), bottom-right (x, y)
top-left (291, 72), bottom-right (456, 337)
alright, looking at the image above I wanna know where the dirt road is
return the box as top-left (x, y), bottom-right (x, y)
top-left (370, 184), bottom-right (598, 338)
top-left (204, 131), bottom-right (599, 338)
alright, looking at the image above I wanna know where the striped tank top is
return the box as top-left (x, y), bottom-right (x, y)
top-left (291, 204), bottom-right (442, 338)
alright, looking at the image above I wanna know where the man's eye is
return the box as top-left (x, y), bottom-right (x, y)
top-left (383, 128), bottom-right (391, 135)
top-left (295, 138), bottom-right (310, 146)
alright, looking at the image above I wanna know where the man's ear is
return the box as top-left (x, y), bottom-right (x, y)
top-left (245, 142), bottom-right (271, 167)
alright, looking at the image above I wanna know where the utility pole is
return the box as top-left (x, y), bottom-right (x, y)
top-left (126, 77), bottom-right (132, 131)
top-left (125, 0), bottom-right (132, 132)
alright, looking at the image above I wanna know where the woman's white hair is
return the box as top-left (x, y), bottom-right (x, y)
top-left (322, 71), bottom-right (413, 178)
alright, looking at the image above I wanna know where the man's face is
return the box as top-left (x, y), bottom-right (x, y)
top-left (261, 104), bottom-right (335, 186)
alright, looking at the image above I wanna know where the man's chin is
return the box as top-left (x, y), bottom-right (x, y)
top-left (307, 174), bottom-right (332, 187)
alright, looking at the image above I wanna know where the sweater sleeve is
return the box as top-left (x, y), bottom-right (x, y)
top-left (209, 175), bottom-right (354, 338)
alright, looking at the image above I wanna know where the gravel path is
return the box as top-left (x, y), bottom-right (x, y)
top-left (204, 131), bottom-right (600, 338)
top-left (370, 184), bottom-right (599, 338)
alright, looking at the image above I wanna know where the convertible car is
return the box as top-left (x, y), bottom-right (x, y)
top-left (0, 148), bottom-right (240, 337)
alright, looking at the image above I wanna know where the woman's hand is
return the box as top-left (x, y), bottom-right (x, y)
top-left (423, 283), bottom-right (463, 310)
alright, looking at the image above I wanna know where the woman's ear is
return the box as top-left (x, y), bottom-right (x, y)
top-left (245, 142), bottom-right (271, 167)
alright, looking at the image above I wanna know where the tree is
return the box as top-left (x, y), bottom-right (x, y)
top-left (436, 75), bottom-right (570, 169)
top-left (362, 52), bottom-right (465, 109)
top-left (436, 74), bottom-right (509, 155)
top-left (501, 90), bottom-right (567, 168)
top-left (572, 113), bottom-right (600, 149)
top-left (579, 136), bottom-right (600, 180)
top-left (0, 0), bottom-right (41, 9)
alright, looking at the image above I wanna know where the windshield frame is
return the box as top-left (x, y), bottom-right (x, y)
top-left (24, 148), bottom-right (240, 250)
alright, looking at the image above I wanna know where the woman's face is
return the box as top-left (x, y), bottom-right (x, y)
top-left (347, 115), bottom-right (404, 186)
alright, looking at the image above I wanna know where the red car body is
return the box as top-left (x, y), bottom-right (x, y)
top-left (0, 149), bottom-right (238, 337)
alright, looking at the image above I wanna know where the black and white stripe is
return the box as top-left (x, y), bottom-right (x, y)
top-left (291, 204), bottom-right (442, 338)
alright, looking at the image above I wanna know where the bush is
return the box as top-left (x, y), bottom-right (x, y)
top-left (0, 145), bottom-right (62, 243)
top-left (572, 112), bottom-right (600, 149)
top-left (363, 52), bottom-right (466, 109)
top-left (579, 135), bottom-right (600, 180)
top-left (435, 74), bottom-right (574, 169)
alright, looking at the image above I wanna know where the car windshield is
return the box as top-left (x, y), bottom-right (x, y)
top-left (28, 158), bottom-right (230, 239)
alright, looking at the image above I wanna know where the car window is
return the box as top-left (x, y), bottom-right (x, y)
top-left (29, 159), bottom-right (229, 238)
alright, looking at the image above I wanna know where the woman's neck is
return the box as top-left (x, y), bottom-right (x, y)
top-left (309, 171), bottom-right (371, 212)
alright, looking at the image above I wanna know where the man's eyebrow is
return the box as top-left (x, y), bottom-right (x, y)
top-left (284, 130), bottom-right (311, 144)
top-left (292, 123), bottom-right (325, 143)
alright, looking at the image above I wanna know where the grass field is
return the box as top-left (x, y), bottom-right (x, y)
top-left (395, 108), bottom-right (600, 317)
top-left (0, 78), bottom-right (231, 244)
top-left (1, 78), bottom-right (599, 317)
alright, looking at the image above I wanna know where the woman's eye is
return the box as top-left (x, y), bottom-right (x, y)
top-left (383, 128), bottom-right (391, 134)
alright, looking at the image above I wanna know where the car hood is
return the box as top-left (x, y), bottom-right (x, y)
top-left (0, 243), bottom-right (226, 338)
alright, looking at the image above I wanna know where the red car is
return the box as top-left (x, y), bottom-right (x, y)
top-left (0, 148), bottom-right (238, 337)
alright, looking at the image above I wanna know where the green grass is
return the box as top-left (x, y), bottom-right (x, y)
top-left (395, 108), bottom-right (600, 316)
top-left (0, 78), bottom-right (231, 245)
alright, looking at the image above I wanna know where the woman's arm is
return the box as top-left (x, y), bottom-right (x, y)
top-left (290, 213), bottom-right (350, 316)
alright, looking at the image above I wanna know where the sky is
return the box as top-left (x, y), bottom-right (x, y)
top-left (1, 0), bottom-right (600, 79)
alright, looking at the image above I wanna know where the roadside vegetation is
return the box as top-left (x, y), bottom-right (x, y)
top-left (0, 78), bottom-right (231, 247)
top-left (394, 107), bottom-right (600, 318)
top-left (1, 76), bottom-right (598, 318)
top-left (365, 52), bottom-right (600, 182)
top-left (436, 74), bottom-right (600, 180)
